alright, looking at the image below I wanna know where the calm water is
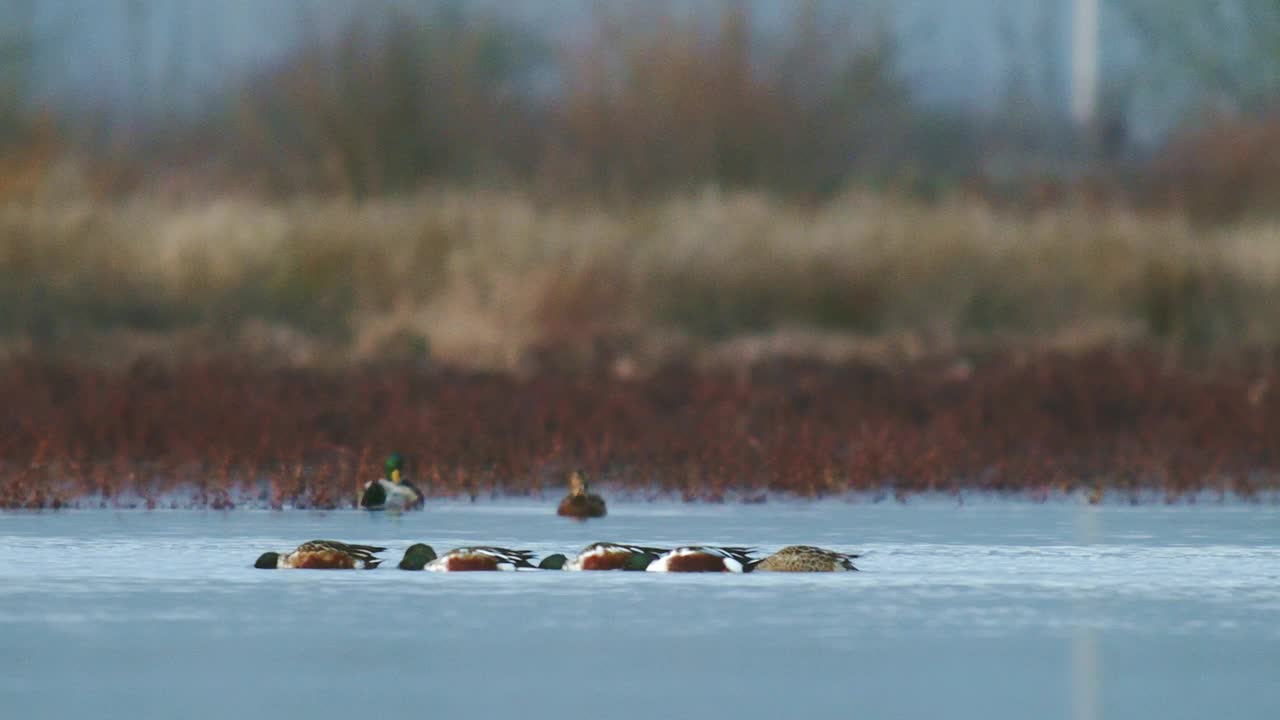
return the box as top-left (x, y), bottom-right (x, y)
top-left (2, 499), bottom-right (1278, 720)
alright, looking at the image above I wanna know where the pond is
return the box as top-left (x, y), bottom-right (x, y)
top-left (2, 499), bottom-right (1278, 719)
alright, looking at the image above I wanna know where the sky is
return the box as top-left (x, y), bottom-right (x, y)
top-left (14, 0), bottom-right (1154, 138)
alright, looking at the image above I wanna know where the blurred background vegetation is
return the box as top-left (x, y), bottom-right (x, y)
top-left (2, 0), bottom-right (1280, 370)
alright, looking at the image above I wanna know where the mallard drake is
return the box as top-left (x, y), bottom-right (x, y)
top-left (254, 540), bottom-right (386, 569)
top-left (556, 471), bottom-right (606, 519)
top-left (751, 545), bottom-right (860, 572)
top-left (398, 545), bottom-right (537, 572)
top-left (360, 452), bottom-right (423, 510)
top-left (562, 542), bottom-right (668, 571)
top-left (645, 546), bottom-right (755, 573)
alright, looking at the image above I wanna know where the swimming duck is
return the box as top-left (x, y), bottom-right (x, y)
top-left (556, 471), bottom-right (606, 519)
top-left (360, 452), bottom-right (423, 510)
top-left (563, 542), bottom-right (668, 571)
top-left (254, 540), bottom-right (386, 569)
top-left (750, 545), bottom-right (860, 572)
top-left (645, 546), bottom-right (755, 573)
top-left (398, 545), bottom-right (537, 572)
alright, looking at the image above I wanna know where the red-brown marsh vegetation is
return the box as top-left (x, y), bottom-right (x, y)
top-left (3, 349), bottom-right (1277, 509)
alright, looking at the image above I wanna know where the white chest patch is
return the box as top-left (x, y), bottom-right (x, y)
top-left (383, 482), bottom-right (419, 507)
top-left (563, 546), bottom-right (610, 571)
top-left (645, 555), bottom-right (672, 572)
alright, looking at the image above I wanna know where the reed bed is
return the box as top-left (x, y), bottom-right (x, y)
top-left (4, 190), bottom-right (1280, 372)
top-left (2, 349), bottom-right (1278, 509)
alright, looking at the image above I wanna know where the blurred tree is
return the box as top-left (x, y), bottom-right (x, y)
top-left (123, 0), bottom-right (148, 133)
top-left (0, 0), bottom-right (35, 140)
top-left (234, 4), bottom-right (547, 198)
top-left (1123, 0), bottom-right (1280, 112)
top-left (555, 1), bottom-right (921, 199)
top-left (0, 0), bottom-right (60, 206)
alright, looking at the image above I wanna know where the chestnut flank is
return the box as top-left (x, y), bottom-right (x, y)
top-left (665, 553), bottom-right (733, 572)
top-left (291, 551), bottom-right (357, 569)
top-left (445, 555), bottom-right (502, 571)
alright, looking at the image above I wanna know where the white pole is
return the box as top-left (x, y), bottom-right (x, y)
top-left (1070, 0), bottom-right (1099, 131)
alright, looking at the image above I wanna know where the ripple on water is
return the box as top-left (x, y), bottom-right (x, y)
top-left (1, 501), bottom-right (1278, 720)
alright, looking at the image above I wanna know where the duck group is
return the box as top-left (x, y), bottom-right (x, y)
top-left (362, 455), bottom-right (608, 519)
top-left (308, 454), bottom-right (862, 573)
top-left (255, 541), bottom-right (860, 573)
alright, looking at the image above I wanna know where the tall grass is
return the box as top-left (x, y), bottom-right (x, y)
top-left (2, 190), bottom-right (1279, 369)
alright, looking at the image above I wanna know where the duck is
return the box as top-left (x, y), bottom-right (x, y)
top-left (360, 452), bottom-right (423, 510)
top-left (254, 540), bottom-right (386, 569)
top-left (556, 471), bottom-right (606, 519)
top-left (397, 544), bottom-right (537, 571)
top-left (645, 546), bottom-right (755, 573)
top-left (562, 542), bottom-right (669, 571)
top-left (750, 545), bottom-right (860, 572)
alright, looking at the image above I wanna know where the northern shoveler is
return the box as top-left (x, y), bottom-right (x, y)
top-left (360, 452), bottom-right (424, 510)
top-left (556, 471), bottom-right (606, 519)
top-left (254, 540), bottom-right (386, 569)
top-left (537, 554), bottom-right (568, 570)
top-left (404, 543), bottom-right (535, 571)
top-left (646, 546), bottom-right (755, 573)
top-left (563, 542), bottom-right (668, 571)
top-left (751, 545), bottom-right (860, 572)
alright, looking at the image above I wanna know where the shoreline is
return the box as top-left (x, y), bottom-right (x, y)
top-left (6, 488), bottom-right (1278, 512)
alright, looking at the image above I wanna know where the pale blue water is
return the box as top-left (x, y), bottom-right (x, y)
top-left (2, 500), bottom-right (1278, 720)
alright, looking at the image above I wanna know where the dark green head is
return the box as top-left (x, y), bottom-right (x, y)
top-left (398, 543), bottom-right (437, 570)
top-left (624, 552), bottom-right (658, 571)
top-left (384, 453), bottom-right (406, 480)
top-left (538, 553), bottom-right (568, 570)
top-left (254, 552), bottom-right (280, 569)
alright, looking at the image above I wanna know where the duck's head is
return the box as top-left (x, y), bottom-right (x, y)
top-left (385, 452), bottom-right (406, 484)
top-left (254, 552), bottom-right (280, 569)
top-left (624, 552), bottom-right (658, 571)
top-left (568, 471), bottom-right (587, 496)
top-left (398, 543), bottom-right (437, 570)
top-left (538, 553), bottom-right (568, 570)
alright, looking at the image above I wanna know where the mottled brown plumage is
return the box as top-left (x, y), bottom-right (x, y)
top-left (752, 545), bottom-right (859, 572)
top-left (556, 472), bottom-right (606, 518)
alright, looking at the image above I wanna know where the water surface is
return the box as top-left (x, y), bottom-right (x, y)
top-left (2, 499), bottom-right (1277, 719)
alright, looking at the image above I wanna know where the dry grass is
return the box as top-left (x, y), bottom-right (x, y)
top-left (2, 190), bottom-right (1280, 371)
